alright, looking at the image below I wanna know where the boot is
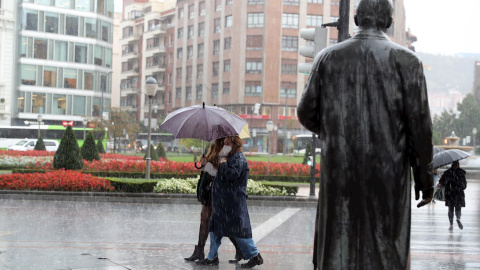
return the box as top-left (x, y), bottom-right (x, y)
top-left (228, 249), bottom-right (244, 263)
top-left (457, 219), bottom-right (463, 230)
top-left (240, 253), bottom-right (263, 268)
top-left (184, 245), bottom-right (204, 261)
top-left (196, 256), bottom-right (219, 265)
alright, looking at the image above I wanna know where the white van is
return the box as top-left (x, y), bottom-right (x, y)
top-left (7, 139), bottom-right (59, 152)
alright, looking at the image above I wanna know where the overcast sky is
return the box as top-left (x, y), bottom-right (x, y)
top-left (404, 0), bottom-right (480, 55)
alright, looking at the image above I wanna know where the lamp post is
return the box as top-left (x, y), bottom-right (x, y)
top-left (145, 77), bottom-right (158, 179)
top-left (83, 119), bottom-right (88, 140)
top-left (266, 121), bottom-right (274, 162)
top-left (37, 115), bottom-right (42, 138)
top-left (473, 128), bottom-right (477, 154)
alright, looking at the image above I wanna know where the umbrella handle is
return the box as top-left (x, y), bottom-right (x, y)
top-left (194, 162), bottom-right (205, 169)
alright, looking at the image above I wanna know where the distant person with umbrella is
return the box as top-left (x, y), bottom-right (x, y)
top-left (437, 161), bottom-right (467, 230)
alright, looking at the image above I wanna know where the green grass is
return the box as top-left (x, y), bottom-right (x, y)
top-left (165, 153), bottom-right (304, 163)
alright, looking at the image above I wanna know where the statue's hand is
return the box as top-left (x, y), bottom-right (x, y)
top-left (416, 187), bottom-right (434, 208)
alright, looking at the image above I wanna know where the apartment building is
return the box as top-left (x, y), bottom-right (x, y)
top-left (0, 0), bottom-right (16, 125)
top-left (13, 0), bottom-right (114, 128)
top-left (119, 0), bottom-right (175, 123)
top-left (172, 0), bottom-right (406, 153)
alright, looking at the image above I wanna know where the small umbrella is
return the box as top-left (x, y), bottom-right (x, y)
top-left (433, 149), bottom-right (471, 168)
top-left (433, 146), bottom-right (445, 155)
top-left (239, 124), bottom-right (251, 139)
top-left (160, 102), bottom-right (248, 141)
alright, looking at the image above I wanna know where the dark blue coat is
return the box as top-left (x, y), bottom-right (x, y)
top-left (209, 151), bottom-right (252, 238)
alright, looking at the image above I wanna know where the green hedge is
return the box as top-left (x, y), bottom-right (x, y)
top-left (108, 179), bottom-right (159, 193)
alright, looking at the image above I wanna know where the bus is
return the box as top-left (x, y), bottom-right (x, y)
top-left (0, 125), bottom-right (104, 149)
top-left (291, 133), bottom-right (321, 154)
top-left (135, 133), bottom-right (176, 151)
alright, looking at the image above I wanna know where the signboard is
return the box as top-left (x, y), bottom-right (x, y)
top-left (62, 121), bottom-right (74, 127)
top-left (88, 122), bottom-right (95, 128)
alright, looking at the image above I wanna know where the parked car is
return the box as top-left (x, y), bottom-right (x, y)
top-left (7, 139), bottom-right (59, 152)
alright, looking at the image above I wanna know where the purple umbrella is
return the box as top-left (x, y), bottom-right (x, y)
top-left (160, 103), bottom-right (248, 141)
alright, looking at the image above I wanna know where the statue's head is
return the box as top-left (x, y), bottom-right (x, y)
top-left (354, 0), bottom-right (393, 29)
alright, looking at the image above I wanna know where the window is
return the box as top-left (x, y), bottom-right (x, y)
top-left (25, 10), bottom-right (38, 31)
top-left (197, 64), bottom-right (203, 78)
top-left (282, 13), bottom-right (299, 28)
top-left (215, 0), bottom-right (222, 11)
top-left (280, 82), bottom-right (297, 97)
top-left (146, 56), bottom-right (155, 67)
top-left (54, 41), bottom-right (67, 61)
top-left (196, 85), bottom-right (203, 100)
top-left (214, 18), bottom-right (221, 33)
top-left (53, 94), bottom-right (66, 115)
top-left (123, 26), bottom-right (133, 38)
top-left (176, 68), bottom-right (182, 79)
top-left (63, 68), bottom-right (77, 89)
top-left (213, 40), bottom-right (220, 55)
top-left (307, 15), bottom-right (323, 27)
top-left (43, 67), bottom-right (57, 87)
top-left (176, 88), bottom-right (181, 98)
top-left (147, 37), bottom-right (159, 49)
top-left (34, 39), bottom-right (48, 59)
top-left (94, 45), bottom-right (103, 66)
top-left (187, 46), bottom-right (193, 60)
top-left (248, 0), bottom-right (264, 4)
top-left (186, 86), bottom-right (192, 100)
top-left (32, 93), bottom-right (46, 114)
top-left (283, 0), bottom-right (299, 6)
top-left (73, 96), bottom-right (86, 116)
top-left (148, 19), bottom-right (159, 30)
top-left (212, 84), bottom-right (219, 99)
top-left (198, 22), bottom-right (205, 37)
top-left (177, 28), bottom-right (183, 39)
top-left (86, 18), bottom-right (97, 38)
top-left (66, 15), bottom-right (79, 36)
top-left (178, 8), bottom-right (184, 19)
top-left (199, 2), bottom-right (205, 16)
top-left (188, 5), bottom-right (195, 19)
top-left (247, 13), bottom-right (264, 28)
top-left (84, 71), bottom-right (95, 90)
top-left (331, 0), bottom-right (339, 5)
top-left (226, 0), bottom-right (233, 5)
top-left (225, 15), bottom-right (233, 28)
top-left (330, 39), bottom-right (338, 45)
top-left (74, 43), bottom-right (87, 63)
top-left (45, 12), bottom-right (58, 33)
top-left (245, 81), bottom-right (262, 96)
top-left (224, 37), bottom-right (232, 50)
top-left (246, 58), bottom-right (263, 73)
top-left (247, 35), bottom-right (263, 50)
top-left (186, 66), bottom-right (193, 81)
top-left (198, 43), bottom-right (204, 58)
top-left (21, 65), bottom-right (37, 85)
top-left (168, 73), bottom-right (172, 85)
top-left (96, 0), bottom-right (105, 14)
top-left (224, 60), bottom-right (231, 72)
top-left (56, 0), bottom-right (71, 8)
top-left (212, 62), bottom-right (220, 77)
top-left (308, 0), bottom-right (323, 3)
top-left (282, 36), bottom-right (298, 51)
top-left (281, 59), bottom-right (297, 74)
top-left (177, 48), bottom-right (183, 59)
top-left (223, 82), bottom-right (230, 94)
top-left (188, 25), bottom-right (194, 39)
top-left (101, 21), bottom-right (109, 42)
top-left (17, 92), bottom-right (25, 113)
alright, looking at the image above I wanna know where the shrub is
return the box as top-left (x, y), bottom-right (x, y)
top-left (144, 144), bottom-right (159, 161)
top-left (96, 139), bottom-right (106, 154)
top-left (153, 177), bottom-right (197, 194)
top-left (53, 126), bottom-right (83, 170)
top-left (34, 136), bottom-right (46, 151)
top-left (156, 142), bottom-right (167, 159)
top-left (81, 131), bottom-right (100, 161)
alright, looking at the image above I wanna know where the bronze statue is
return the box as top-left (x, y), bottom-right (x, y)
top-left (297, 0), bottom-right (434, 269)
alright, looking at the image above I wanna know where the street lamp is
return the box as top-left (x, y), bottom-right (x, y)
top-left (145, 77), bottom-right (158, 179)
top-left (266, 121), bottom-right (274, 162)
top-left (83, 119), bottom-right (88, 140)
top-left (37, 115), bottom-right (42, 138)
top-left (473, 128), bottom-right (477, 154)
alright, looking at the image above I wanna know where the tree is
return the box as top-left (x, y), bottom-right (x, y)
top-left (144, 144), bottom-right (159, 161)
top-left (302, 143), bottom-right (312, 165)
top-left (34, 136), bottom-right (46, 151)
top-left (180, 138), bottom-right (203, 151)
top-left (81, 131), bottom-right (100, 161)
top-left (96, 139), bottom-right (106, 154)
top-left (53, 126), bottom-right (83, 170)
top-left (156, 142), bottom-right (167, 159)
top-left (106, 108), bottom-right (141, 153)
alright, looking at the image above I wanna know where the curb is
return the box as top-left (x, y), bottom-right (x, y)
top-left (0, 190), bottom-right (318, 208)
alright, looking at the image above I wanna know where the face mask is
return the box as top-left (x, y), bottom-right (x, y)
top-left (221, 145), bottom-right (232, 155)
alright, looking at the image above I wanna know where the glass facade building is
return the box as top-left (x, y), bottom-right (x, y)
top-left (15, 0), bottom-right (113, 125)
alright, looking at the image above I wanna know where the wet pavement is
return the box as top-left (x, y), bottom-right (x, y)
top-left (0, 181), bottom-right (479, 270)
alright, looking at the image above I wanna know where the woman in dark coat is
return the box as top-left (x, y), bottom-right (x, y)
top-left (438, 161), bottom-right (467, 230)
top-left (197, 136), bottom-right (263, 268)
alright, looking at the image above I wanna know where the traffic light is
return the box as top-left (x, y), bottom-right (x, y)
top-left (298, 27), bottom-right (328, 75)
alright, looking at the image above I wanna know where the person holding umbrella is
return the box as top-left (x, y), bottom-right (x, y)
top-left (184, 138), bottom-right (243, 263)
top-left (437, 161), bottom-right (467, 230)
top-left (197, 136), bottom-right (263, 268)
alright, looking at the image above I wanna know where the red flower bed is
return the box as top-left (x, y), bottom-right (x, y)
top-left (0, 149), bottom-right (55, 157)
top-left (0, 170), bottom-right (114, 192)
top-left (100, 153), bottom-right (144, 161)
